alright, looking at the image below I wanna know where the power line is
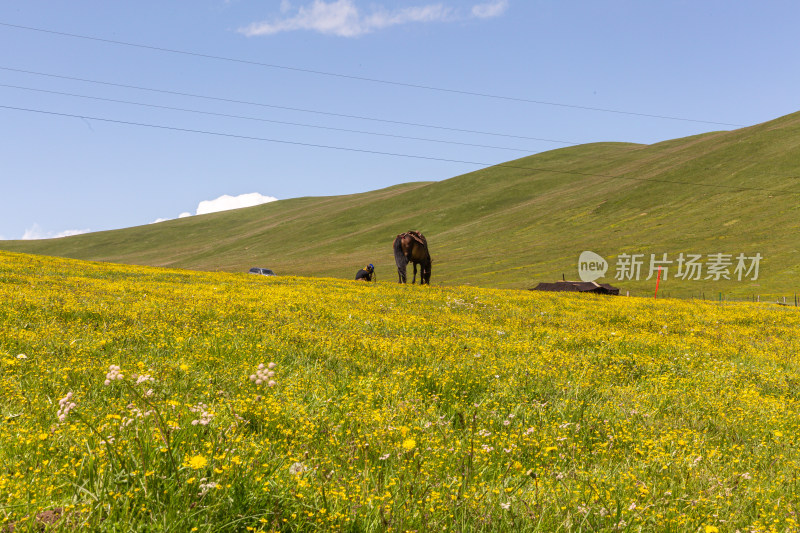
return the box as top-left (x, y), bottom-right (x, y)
top-left (0, 21), bottom-right (745, 127)
top-left (0, 65), bottom-right (577, 145)
top-left (2, 103), bottom-right (795, 196)
top-left (0, 83), bottom-right (544, 153)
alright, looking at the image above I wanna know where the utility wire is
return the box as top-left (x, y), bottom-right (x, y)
top-left (0, 83), bottom-right (544, 153)
top-left (1, 104), bottom-right (795, 196)
top-left (0, 66), bottom-right (577, 145)
top-left (0, 21), bottom-right (745, 127)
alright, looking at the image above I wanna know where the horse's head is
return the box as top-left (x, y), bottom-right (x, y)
top-left (421, 259), bottom-right (432, 285)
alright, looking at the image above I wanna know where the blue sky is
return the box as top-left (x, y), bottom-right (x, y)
top-left (1, 1), bottom-right (798, 240)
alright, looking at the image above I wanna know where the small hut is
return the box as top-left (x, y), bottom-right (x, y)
top-left (530, 280), bottom-right (620, 295)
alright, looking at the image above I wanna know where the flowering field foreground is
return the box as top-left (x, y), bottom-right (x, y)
top-left (2, 251), bottom-right (800, 532)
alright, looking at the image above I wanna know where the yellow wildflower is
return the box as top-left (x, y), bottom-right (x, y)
top-left (185, 454), bottom-right (208, 470)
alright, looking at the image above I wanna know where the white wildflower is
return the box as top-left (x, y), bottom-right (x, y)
top-left (250, 363), bottom-right (277, 387)
top-left (198, 481), bottom-right (218, 496)
top-left (56, 392), bottom-right (76, 422)
top-left (135, 374), bottom-right (153, 385)
top-left (104, 365), bottom-right (123, 386)
top-left (190, 403), bottom-right (214, 426)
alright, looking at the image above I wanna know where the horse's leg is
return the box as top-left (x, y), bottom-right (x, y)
top-left (394, 238), bottom-right (409, 283)
top-left (397, 263), bottom-right (406, 283)
top-left (412, 262), bottom-right (417, 284)
top-left (397, 260), bottom-right (408, 283)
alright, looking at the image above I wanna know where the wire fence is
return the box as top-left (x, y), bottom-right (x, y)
top-left (632, 291), bottom-right (800, 306)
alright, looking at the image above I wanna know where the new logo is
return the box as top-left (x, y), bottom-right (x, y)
top-left (578, 251), bottom-right (608, 282)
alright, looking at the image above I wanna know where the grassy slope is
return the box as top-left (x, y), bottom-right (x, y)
top-left (3, 111), bottom-right (800, 296)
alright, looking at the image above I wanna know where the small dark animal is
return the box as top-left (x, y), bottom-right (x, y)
top-left (393, 231), bottom-right (432, 284)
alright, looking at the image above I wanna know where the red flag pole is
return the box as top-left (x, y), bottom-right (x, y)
top-left (654, 266), bottom-right (662, 299)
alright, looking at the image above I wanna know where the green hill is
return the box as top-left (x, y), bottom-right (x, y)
top-left (3, 111), bottom-right (800, 298)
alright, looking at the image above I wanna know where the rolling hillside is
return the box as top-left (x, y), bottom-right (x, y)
top-left (3, 111), bottom-right (800, 297)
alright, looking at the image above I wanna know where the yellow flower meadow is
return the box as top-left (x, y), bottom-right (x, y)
top-left (1, 250), bottom-right (800, 532)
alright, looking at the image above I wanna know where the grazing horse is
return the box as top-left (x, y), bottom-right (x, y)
top-left (393, 231), bottom-right (432, 284)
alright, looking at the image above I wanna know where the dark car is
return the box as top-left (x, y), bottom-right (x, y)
top-left (248, 267), bottom-right (276, 276)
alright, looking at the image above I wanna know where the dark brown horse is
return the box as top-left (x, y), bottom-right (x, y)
top-left (393, 231), bottom-right (432, 284)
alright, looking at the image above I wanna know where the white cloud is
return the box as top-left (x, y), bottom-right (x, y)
top-left (152, 193), bottom-right (278, 225)
top-left (239, 0), bottom-right (359, 37)
top-left (21, 223), bottom-right (91, 240)
top-left (195, 192), bottom-right (278, 215)
top-left (471, 0), bottom-right (508, 19)
top-left (239, 0), bottom-right (504, 37)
